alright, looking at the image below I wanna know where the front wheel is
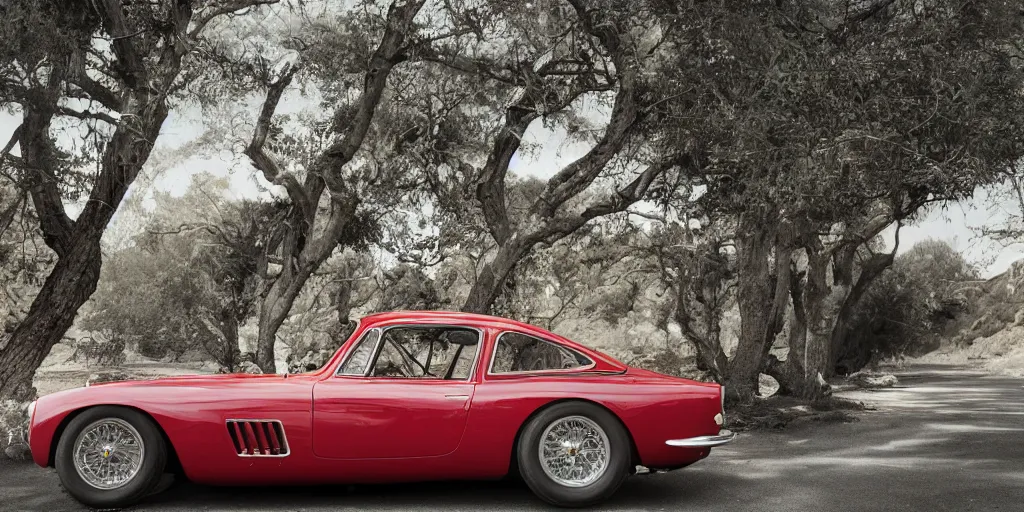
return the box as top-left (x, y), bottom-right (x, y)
top-left (55, 406), bottom-right (168, 509)
top-left (517, 402), bottom-right (631, 507)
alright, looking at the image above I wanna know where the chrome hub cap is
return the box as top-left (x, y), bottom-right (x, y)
top-left (539, 415), bottom-right (610, 487)
top-left (73, 419), bottom-right (145, 490)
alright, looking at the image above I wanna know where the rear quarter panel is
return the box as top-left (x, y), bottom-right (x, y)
top-left (456, 370), bottom-right (723, 475)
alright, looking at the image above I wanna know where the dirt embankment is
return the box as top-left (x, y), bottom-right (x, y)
top-left (911, 259), bottom-right (1024, 378)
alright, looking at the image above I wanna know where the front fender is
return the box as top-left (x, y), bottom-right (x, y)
top-left (29, 377), bottom-right (316, 483)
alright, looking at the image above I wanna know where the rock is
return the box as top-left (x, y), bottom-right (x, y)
top-left (4, 442), bottom-right (30, 461)
top-left (1014, 308), bottom-right (1024, 326)
top-left (758, 373), bottom-right (780, 397)
top-left (238, 361), bottom-right (262, 374)
top-left (847, 372), bottom-right (899, 389)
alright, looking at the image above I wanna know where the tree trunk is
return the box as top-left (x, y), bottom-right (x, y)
top-left (725, 218), bottom-right (791, 402)
top-left (791, 251), bottom-right (846, 398)
top-left (255, 253), bottom-right (325, 373)
top-left (255, 278), bottom-right (295, 373)
top-left (699, 309), bottom-right (728, 382)
top-left (0, 240), bottom-right (102, 401)
top-left (219, 314), bottom-right (242, 373)
top-left (223, 317), bottom-right (241, 372)
top-left (462, 240), bottom-right (529, 314)
top-left (0, 95), bottom-right (167, 400)
top-left (672, 279), bottom-right (728, 382)
top-left (255, 199), bottom-right (360, 374)
top-left (677, 311), bottom-right (728, 382)
top-left (830, 252), bottom-right (895, 374)
top-left (766, 266), bottom-right (807, 396)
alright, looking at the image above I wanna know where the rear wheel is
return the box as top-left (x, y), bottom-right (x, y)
top-left (55, 406), bottom-right (167, 509)
top-left (517, 401), bottom-right (631, 507)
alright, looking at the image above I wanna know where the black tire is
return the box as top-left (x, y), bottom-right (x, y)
top-left (517, 401), bottom-right (631, 507)
top-left (55, 406), bottom-right (168, 509)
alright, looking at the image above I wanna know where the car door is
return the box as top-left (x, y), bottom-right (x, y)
top-left (312, 325), bottom-right (481, 460)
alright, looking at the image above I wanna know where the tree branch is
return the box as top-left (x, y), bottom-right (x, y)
top-left (1, 125), bottom-right (21, 162)
top-left (849, 0), bottom-right (899, 24)
top-left (529, 1), bottom-right (641, 219)
top-left (475, 91), bottom-right (539, 245)
top-left (20, 104), bottom-right (76, 257)
top-left (417, 51), bottom-right (522, 85)
top-left (91, 0), bottom-right (149, 88)
top-left (57, 106), bottom-right (120, 126)
top-left (189, 0), bottom-right (281, 40)
top-left (317, 0), bottom-right (428, 187)
top-left (299, 0), bottom-right (428, 267)
top-left (244, 68), bottom-right (315, 223)
top-left (530, 156), bottom-right (682, 245)
top-left (68, 76), bottom-right (124, 112)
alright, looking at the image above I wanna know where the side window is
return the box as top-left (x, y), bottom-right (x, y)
top-left (368, 326), bottom-right (480, 380)
top-left (491, 332), bottom-right (592, 373)
top-left (337, 329), bottom-right (380, 376)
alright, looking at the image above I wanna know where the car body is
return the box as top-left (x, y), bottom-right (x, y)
top-left (28, 311), bottom-right (734, 508)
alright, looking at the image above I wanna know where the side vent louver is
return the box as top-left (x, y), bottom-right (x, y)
top-left (226, 420), bottom-right (289, 457)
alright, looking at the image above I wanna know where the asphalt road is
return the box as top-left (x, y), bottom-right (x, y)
top-left (3, 364), bottom-right (1023, 511)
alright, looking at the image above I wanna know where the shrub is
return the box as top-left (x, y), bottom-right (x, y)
top-left (0, 400), bottom-right (30, 461)
top-left (69, 335), bottom-right (127, 366)
top-left (842, 239), bottom-right (977, 367)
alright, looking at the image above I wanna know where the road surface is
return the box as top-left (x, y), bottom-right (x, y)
top-left (3, 365), bottom-right (1023, 511)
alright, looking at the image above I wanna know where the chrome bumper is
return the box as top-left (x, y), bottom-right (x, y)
top-left (665, 429), bottom-right (736, 448)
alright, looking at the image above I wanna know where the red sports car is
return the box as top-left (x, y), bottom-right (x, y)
top-left (27, 311), bottom-right (734, 508)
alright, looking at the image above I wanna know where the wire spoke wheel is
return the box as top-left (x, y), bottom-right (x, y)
top-left (538, 415), bottom-right (611, 487)
top-left (72, 418), bottom-right (146, 490)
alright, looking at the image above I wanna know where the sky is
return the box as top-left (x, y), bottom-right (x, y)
top-left (1, 99), bottom-right (1022, 279)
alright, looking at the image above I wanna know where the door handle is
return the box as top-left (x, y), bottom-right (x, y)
top-left (445, 394), bottom-right (469, 400)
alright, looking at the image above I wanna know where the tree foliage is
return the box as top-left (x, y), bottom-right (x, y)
top-left (642, 0), bottom-right (1024, 400)
top-left (82, 177), bottom-right (280, 370)
top-left (0, 0), bottom-right (299, 400)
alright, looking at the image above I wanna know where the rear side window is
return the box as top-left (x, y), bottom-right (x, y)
top-left (490, 332), bottom-right (593, 373)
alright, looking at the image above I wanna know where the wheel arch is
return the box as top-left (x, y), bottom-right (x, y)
top-left (47, 404), bottom-right (184, 475)
top-left (508, 398), bottom-right (641, 475)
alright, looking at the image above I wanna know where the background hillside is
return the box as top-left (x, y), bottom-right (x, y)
top-left (913, 259), bottom-right (1024, 377)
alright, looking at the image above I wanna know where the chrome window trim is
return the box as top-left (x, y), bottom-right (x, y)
top-left (334, 327), bottom-right (383, 377)
top-left (335, 324), bottom-right (483, 382)
top-left (487, 330), bottom-right (596, 376)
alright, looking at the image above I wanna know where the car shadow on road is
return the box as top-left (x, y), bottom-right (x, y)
top-left (140, 472), bottom-right (738, 511)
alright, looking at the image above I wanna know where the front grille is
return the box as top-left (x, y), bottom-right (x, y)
top-left (226, 420), bottom-right (289, 456)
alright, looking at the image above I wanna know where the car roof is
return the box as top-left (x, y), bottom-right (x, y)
top-left (357, 310), bottom-right (628, 373)
top-left (359, 310), bottom-right (542, 331)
